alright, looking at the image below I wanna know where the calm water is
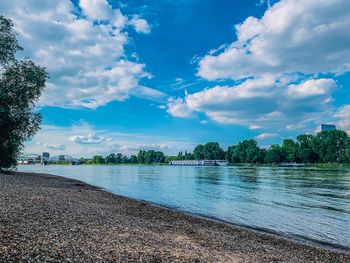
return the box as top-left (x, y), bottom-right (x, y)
top-left (18, 165), bottom-right (350, 248)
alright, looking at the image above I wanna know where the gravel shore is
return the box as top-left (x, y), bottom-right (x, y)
top-left (0, 172), bottom-right (349, 262)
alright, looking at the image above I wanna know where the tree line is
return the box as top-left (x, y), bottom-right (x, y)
top-left (81, 150), bottom-right (166, 164)
top-left (80, 130), bottom-right (350, 165)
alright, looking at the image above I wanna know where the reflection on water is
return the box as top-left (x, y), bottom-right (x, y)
top-left (18, 165), bottom-right (350, 248)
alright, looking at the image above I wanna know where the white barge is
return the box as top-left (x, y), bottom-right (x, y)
top-left (169, 160), bottom-right (228, 166)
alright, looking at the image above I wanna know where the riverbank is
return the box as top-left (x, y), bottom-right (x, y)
top-left (1, 172), bottom-right (349, 262)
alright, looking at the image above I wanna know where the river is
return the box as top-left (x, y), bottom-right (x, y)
top-left (18, 165), bottom-right (350, 248)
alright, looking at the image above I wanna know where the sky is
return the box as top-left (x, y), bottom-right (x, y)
top-left (1, 0), bottom-right (350, 157)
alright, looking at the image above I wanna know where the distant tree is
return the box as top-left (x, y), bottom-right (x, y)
top-left (311, 130), bottom-right (350, 163)
top-left (226, 145), bottom-right (239, 163)
top-left (257, 148), bottom-right (267, 163)
top-left (121, 155), bottom-right (129, 164)
top-left (105, 153), bottom-right (116, 164)
top-left (137, 150), bottom-right (145, 164)
top-left (297, 134), bottom-right (314, 149)
top-left (282, 139), bottom-right (300, 162)
top-left (79, 157), bottom-right (89, 164)
top-left (238, 139), bottom-right (261, 163)
top-left (202, 142), bottom-right (225, 160)
top-left (115, 153), bottom-right (123, 163)
top-left (0, 16), bottom-right (48, 170)
top-left (92, 155), bottom-right (105, 164)
top-left (296, 134), bottom-right (318, 163)
top-left (154, 151), bottom-right (165, 163)
top-left (299, 148), bottom-right (318, 163)
top-left (129, 155), bottom-right (138, 163)
top-left (193, 144), bottom-right (205, 160)
top-left (264, 144), bottom-right (285, 164)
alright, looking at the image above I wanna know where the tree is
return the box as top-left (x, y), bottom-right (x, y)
top-left (226, 145), bottom-right (239, 163)
top-left (238, 139), bottom-right (261, 163)
top-left (264, 144), bottom-right (285, 164)
top-left (0, 16), bottom-right (48, 170)
top-left (299, 148), bottom-right (318, 163)
top-left (129, 155), bottom-right (138, 163)
top-left (282, 139), bottom-right (300, 162)
top-left (193, 144), bottom-right (205, 160)
top-left (202, 142), bottom-right (225, 160)
top-left (137, 150), bottom-right (145, 164)
top-left (227, 139), bottom-right (262, 163)
top-left (296, 134), bottom-right (314, 149)
top-left (105, 153), bottom-right (116, 164)
top-left (311, 130), bottom-right (350, 163)
top-left (92, 155), bottom-right (105, 164)
top-left (296, 134), bottom-right (318, 163)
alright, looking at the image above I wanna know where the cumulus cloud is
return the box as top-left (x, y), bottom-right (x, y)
top-left (286, 79), bottom-right (335, 98)
top-left (165, 0), bottom-right (350, 131)
top-left (69, 134), bottom-right (105, 144)
top-left (129, 15), bottom-right (151, 34)
top-left (0, 0), bottom-right (163, 109)
top-left (167, 77), bottom-right (336, 128)
top-left (334, 105), bottom-right (350, 133)
top-left (198, 0), bottom-right (350, 80)
top-left (167, 97), bottom-right (193, 118)
top-left (255, 133), bottom-right (278, 139)
top-left (36, 142), bottom-right (65, 151)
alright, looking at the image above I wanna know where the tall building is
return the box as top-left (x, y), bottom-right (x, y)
top-left (321, 124), bottom-right (336, 131)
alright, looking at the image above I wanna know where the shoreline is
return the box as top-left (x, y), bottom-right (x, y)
top-left (1, 172), bottom-right (349, 262)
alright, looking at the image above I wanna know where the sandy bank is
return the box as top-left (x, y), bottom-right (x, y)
top-left (0, 172), bottom-right (349, 262)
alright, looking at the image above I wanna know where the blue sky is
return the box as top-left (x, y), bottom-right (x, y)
top-left (2, 0), bottom-right (350, 156)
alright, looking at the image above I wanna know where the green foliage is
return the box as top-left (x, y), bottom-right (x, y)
top-left (0, 16), bottom-right (48, 170)
top-left (264, 144), bottom-right (285, 164)
top-left (137, 150), bottom-right (165, 164)
top-left (193, 144), bottom-right (205, 160)
top-left (282, 139), bottom-right (300, 162)
top-left (0, 15), bottom-right (22, 65)
top-left (299, 148), bottom-right (318, 163)
top-left (311, 130), bottom-right (350, 163)
top-left (297, 134), bottom-right (314, 149)
top-left (226, 140), bottom-right (265, 163)
top-left (92, 155), bottom-right (105, 164)
top-left (202, 142), bottom-right (225, 160)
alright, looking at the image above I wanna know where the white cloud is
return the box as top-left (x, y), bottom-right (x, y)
top-left (167, 77), bottom-right (335, 129)
top-left (249, 125), bottom-right (262, 130)
top-left (255, 133), bottom-right (278, 139)
top-left (286, 79), bottom-right (335, 98)
top-left (198, 0), bottom-right (350, 81)
top-left (36, 142), bottom-right (65, 151)
top-left (167, 97), bottom-right (193, 118)
top-left (164, 0), bottom-right (350, 132)
top-left (334, 105), bottom-right (350, 133)
top-left (23, 123), bottom-right (194, 157)
top-left (129, 15), bottom-right (151, 34)
top-left (137, 144), bottom-right (169, 151)
top-left (80, 0), bottom-right (114, 21)
top-left (0, 0), bottom-right (163, 109)
top-left (69, 134), bottom-right (105, 144)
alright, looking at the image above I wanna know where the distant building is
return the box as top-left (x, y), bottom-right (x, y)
top-left (321, 124), bottom-right (336, 132)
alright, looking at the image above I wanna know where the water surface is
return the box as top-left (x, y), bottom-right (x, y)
top-left (18, 165), bottom-right (350, 248)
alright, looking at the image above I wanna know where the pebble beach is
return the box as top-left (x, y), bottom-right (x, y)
top-left (1, 172), bottom-right (349, 262)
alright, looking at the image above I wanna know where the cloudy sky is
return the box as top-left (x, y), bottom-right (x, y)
top-left (2, 0), bottom-right (350, 157)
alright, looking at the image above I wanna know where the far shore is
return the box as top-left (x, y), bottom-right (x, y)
top-left (20, 162), bottom-right (350, 169)
top-left (1, 171), bottom-right (349, 262)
